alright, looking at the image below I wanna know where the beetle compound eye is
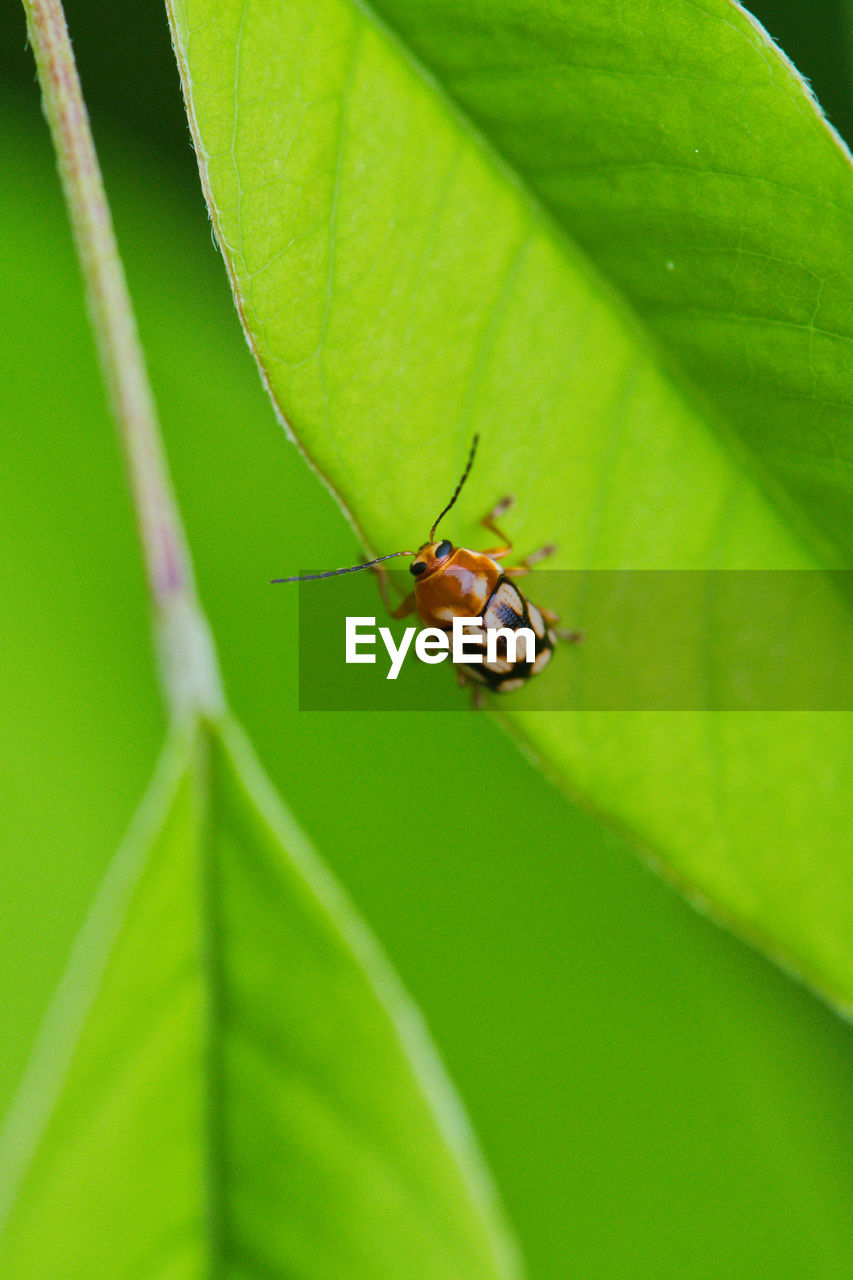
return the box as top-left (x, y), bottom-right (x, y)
top-left (435, 539), bottom-right (452, 560)
top-left (410, 560), bottom-right (427, 576)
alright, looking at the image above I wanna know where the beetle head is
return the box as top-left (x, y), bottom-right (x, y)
top-left (409, 538), bottom-right (454, 579)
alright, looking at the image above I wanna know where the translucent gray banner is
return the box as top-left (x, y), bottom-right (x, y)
top-left (294, 570), bottom-right (853, 710)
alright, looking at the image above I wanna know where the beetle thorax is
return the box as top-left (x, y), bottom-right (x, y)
top-left (413, 546), bottom-right (501, 628)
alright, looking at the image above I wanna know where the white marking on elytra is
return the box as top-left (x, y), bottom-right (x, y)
top-left (434, 604), bottom-right (467, 623)
top-left (470, 574), bottom-right (490, 608)
top-left (499, 677), bottom-right (526, 693)
top-left (484, 580), bottom-right (523, 628)
top-left (532, 647), bottom-right (552, 675)
top-left (527, 603), bottom-right (545, 639)
top-left (513, 631), bottom-right (532, 662)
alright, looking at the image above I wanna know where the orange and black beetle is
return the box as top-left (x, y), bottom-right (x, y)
top-left (273, 435), bottom-right (579, 696)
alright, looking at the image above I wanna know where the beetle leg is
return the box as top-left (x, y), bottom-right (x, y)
top-left (505, 543), bottom-right (558, 577)
top-left (480, 495), bottom-right (515, 558)
top-left (390, 591), bottom-right (417, 620)
top-left (537, 603), bottom-right (582, 644)
top-left (370, 560), bottom-right (415, 618)
top-left (453, 666), bottom-right (485, 708)
top-left (540, 607), bottom-right (583, 645)
top-left (370, 561), bottom-right (395, 613)
top-left (523, 542), bottom-right (557, 568)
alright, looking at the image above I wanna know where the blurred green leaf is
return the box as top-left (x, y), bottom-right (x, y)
top-left (165, 0), bottom-right (853, 1010)
top-left (0, 718), bottom-right (519, 1279)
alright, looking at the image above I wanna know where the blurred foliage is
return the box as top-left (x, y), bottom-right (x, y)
top-left (0, 722), bottom-right (521, 1279)
top-left (3, 2), bottom-right (853, 1277)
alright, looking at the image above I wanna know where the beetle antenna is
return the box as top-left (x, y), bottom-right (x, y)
top-left (430, 433), bottom-right (479, 541)
top-left (271, 549), bottom-right (414, 583)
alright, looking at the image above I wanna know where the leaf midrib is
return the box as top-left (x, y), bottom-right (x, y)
top-left (196, 720), bottom-right (231, 1277)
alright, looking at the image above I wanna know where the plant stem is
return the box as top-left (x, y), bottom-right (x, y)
top-left (22, 0), bottom-right (224, 720)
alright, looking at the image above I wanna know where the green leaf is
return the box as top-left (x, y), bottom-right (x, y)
top-left (0, 719), bottom-right (520, 1280)
top-left (366, 0), bottom-right (853, 565)
top-left (165, 0), bottom-right (853, 1011)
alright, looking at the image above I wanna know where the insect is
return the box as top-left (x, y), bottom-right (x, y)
top-left (273, 435), bottom-right (580, 696)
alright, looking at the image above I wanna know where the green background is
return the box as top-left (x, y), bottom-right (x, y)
top-left (3, 2), bottom-right (853, 1276)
